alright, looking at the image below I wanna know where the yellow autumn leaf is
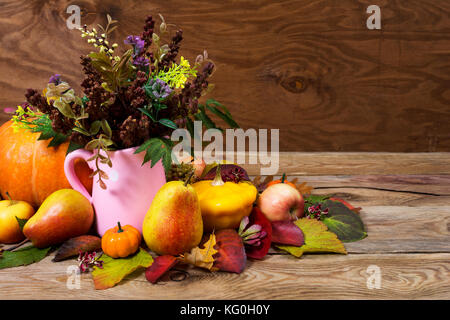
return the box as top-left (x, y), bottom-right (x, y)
top-left (276, 218), bottom-right (347, 258)
top-left (91, 248), bottom-right (154, 290)
top-left (179, 234), bottom-right (218, 271)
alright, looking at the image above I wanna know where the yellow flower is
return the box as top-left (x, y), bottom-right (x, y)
top-left (180, 56), bottom-right (190, 68)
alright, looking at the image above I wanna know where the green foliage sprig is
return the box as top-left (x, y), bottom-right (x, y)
top-left (11, 107), bottom-right (68, 147)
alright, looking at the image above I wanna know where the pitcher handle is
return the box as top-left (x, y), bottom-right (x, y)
top-left (64, 149), bottom-right (93, 203)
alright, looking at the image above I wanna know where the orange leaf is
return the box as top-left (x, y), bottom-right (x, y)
top-left (296, 182), bottom-right (314, 196)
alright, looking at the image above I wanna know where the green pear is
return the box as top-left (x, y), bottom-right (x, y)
top-left (23, 189), bottom-right (94, 248)
top-left (143, 180), bottom-right (203, 255)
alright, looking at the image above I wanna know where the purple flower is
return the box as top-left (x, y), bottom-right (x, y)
top-left (133, 55), bottom-right (150, 68)
top-left (147, 78), bottom-right (172, 100)
top-left (48, 74), bottom-right (61, 85)
top-left (125, 35), bottom-right (145, 52)
top-left (124, 35), bottom-right (149, 68)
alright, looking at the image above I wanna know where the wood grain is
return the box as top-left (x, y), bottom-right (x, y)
top-left (0, 253), bottom-right (448, 299)
top-left (1, 0), bottom-right (450, 152)
top-left (245, 152), bottom-right (450, 175)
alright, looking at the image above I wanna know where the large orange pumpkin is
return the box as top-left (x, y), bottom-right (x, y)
top-left (0, 121), bottom-right (92, 207)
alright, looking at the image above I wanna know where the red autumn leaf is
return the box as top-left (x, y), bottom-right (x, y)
top-left (244, 207), bottom-right (272, 260)
top-left (53, 235), bottom-right (101, 262)
top-left (271, 221), bottom-right (304, 246)
top-left (145, 255), bottom-right (178, 284)
top-left (213, 229), bottom-right (247, 274)
top-left (329, 197), bottom-right (361, 214)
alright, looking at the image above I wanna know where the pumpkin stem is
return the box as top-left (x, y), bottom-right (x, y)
top-left (281, 173), bottom-right (286, 184)
top-left (5, 191), bottom-right (12, 201)
top-left (211, 164), bottom-right (225, 186)
top-left (117, 222), bottom-right (124, 233)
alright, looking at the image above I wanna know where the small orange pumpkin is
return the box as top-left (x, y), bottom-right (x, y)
top-left (266, 173), bottom-right (297, 189)
top-left (101, 222), bottom-right (142, 258)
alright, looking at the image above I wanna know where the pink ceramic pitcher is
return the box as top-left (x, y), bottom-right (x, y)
top-left (64, 147), bottom-right (166, 236)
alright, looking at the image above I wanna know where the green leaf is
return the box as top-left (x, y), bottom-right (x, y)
top-left (135, 138), bottom-right (153, 154)
top-left (66, 141), bottom-right (83, 155)
top-left (101, 119), bottom-right (112, 138)
top-left (72, 126), bottom-right (91, 136)
top-left (28, 114), bottom-right (68, 148)
top-left (47, 133), bottom-right (68, 148)
top-left (91, 248), bottom-right (153, 290)
top-left (304, 194), bottom-right (330, 206)
top-left (15, 216), bottom-right (27, 232)
top-left (195, 105), bottom-right (219, 130)
top-left (0, 246), bottom-right (51, 269)
top-left (276, 218), bottom-right (347, 258)
top-left (158, 118), bottom-right (178, 129)
top-left (137, 138), bottom-right (173, 173)
top-left (90, 121), bottom-right (102, 135)
top-left (85, 140), bottom-right (99, 151)
top-left (138, 107), bottom-right (155, 121)
top-left (206, 100), bottom-right (239, 128)
top-left (53, 99), bottom-right (76, 119)
top-left (321, 200), bottom-right (367, 242)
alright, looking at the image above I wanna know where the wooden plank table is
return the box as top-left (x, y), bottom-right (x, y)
top-left (0, 152), bottom-right (449, 299)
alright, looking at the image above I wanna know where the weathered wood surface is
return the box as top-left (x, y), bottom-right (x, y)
top-left (1, 253), bottom-right (448, 300)
top-left (0, 152), bottom-right (449, 299)
top-left (1, 0), bottom-right (450, 152)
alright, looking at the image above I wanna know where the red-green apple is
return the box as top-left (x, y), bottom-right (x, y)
top-left (257, 184), bottom-right (304, 222)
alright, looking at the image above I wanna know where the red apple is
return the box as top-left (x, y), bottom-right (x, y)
top-left (180, 156), bottom-right (206, 178)
top-left (257, 184), bottom-right (304, 222)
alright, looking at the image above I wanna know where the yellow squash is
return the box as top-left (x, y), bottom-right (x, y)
top-left (192, 165), bottom-right (257, 231)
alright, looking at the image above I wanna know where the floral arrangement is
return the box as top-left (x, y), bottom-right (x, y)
top-left (11, 14), bottom-right (238, 188)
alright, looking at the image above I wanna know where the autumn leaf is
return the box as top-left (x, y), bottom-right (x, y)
top-left (213, 229), bottom-right (246, 274)
top-left (321, 200), bottom-right (367, 242)
top-left (329, 197), bottom-right (362, 214)
top-left (271, 221), bottom-right (304, 246)
top-left (145, 255), bottom-right (178, 284)
top-left (251, 175), bottom-right (274, 193)
top-left (91, 248), bottom-right (153, 290)
top-left (252, 175), bottom-right (313, 196)
top-left (179, 234), bottom-right (218, 271)
top-left (53, 235), bottom-right (102, 262)
top-left (0, 245), bottom-right (51, 269)
top-left (295, 181), bottom-right (314, 196)
top-left (276, 218), bottom-right (347, 258)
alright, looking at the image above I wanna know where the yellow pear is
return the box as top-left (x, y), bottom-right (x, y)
top-left (23, 189), bottom-right (94, 248)
top-left (143, 180), bottom-right (203, 255)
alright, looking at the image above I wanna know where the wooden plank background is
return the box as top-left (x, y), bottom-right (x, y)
top-left (0, 0), bottom-right (450, 152)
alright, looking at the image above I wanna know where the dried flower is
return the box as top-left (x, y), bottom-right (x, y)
top-left (238, 216), bottom-right (268, 247)
top-left (48, 74), bottom-right (62, 85)
top-left (306, 204), bottom-right (329, 220)
top-left (77, 251), bottom-right (103, 273)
